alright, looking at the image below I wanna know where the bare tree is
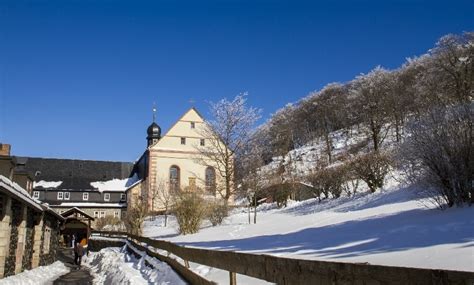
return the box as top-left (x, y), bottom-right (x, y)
top-left (240, 134), bottom-right (266, 224)
top-left (197, 93), bottom-right (261, 201)
top-left (151, 177), bottom-right (175, 227)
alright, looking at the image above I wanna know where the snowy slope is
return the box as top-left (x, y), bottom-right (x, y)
top-left (143, 177), bottom-right (474, 275)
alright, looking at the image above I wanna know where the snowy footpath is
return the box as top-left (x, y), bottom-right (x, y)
top-left (83, 245), bottom-right (187, 285)
top-left (143, 178), bottom-right (474, 283)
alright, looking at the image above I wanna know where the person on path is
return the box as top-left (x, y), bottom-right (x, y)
top-left (74, 240), bottom-right (85, 267)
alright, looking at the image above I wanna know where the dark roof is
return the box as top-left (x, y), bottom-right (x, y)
top-left (17, 157), bottom-right (133, 191)
top-left (61, 207), bottom-right (94, 221)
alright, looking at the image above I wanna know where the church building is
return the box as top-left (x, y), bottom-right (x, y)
top-left (128, 107), bottom-right (228, 212)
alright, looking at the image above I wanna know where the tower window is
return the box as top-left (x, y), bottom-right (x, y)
top-left (181, 137), bottom-right (186, 145)
top-left (190, 122), bottom-right (195, 129)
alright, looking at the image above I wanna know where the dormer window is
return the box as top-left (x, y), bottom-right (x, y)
top-left (104, 193), bottom-right (110, 201)
top-left (181, 137), bottom-right (186, 145)
top-left (33, 191), bottom-right (40, 199)
top-left (64, 192), bottom-right (70, 200)
top-left (83, 193), bottom-right (89, 201)
top-left (190, 122), bottom-right (195, 129)
top-left (57, 192), bottom-right (63, 200)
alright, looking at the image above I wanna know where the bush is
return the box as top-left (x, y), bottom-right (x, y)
top-left (123, 204), bottom-right (148, 235)
top-left (351, 152), bottom-right (391, 193)
top-left (308, 165), bottom-right (348, 200)
top-left (95, 216), bottom-right (123, 231)
top-left (401, 105), bottom-right (473, 208)
top-left (206, 200), bottom-right (229, 226)
top-left (174, 192), bottom-right (207, 234)
top-left (273, 185), bottom-right (291, 208)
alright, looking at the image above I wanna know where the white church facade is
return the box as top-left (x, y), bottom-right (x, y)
top-left (127, 107), bottom-right (228, 212)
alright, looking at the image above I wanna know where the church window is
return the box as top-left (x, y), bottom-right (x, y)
top-left (170, 165), bottom-right (180, 191)
top-left (200, 139), bottom-right (205, 146)
top-left (190, 122), bottom-right (195, 129)
top-left (205, 167), bottom-right (216, 194)
top-left (181, 137), bottom-right (186, 145)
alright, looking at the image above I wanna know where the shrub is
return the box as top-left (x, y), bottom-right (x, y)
top-left (174, 192), bottom-right (207, 234)
top-left (350, 151), bottom-right (391, 193)
top-left (401, 105), bottom-right (473, 208)
top-left (308, 165), bottom-right (348, 200)
top-left (273, 185), bottom-right (291, 208)
top-left (94, 216), bottom-right (123, 231)
top-left (123, 204), bottom-right (148, 235)
top-left (206, 200), bottom-right (229, 226)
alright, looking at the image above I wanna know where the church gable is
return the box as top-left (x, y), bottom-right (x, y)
top-left (152, 108), bottom-right (208, 151)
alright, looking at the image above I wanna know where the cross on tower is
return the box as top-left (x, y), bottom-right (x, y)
top-left (152, 102), bottom-right (157, 122)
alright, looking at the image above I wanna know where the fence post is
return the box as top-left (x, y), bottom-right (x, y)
top-left (229, 272), bottom-right (237, 285)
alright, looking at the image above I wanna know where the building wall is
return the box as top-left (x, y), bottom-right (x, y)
top-left (0, 194), bottom-right (12, 278)
top-left (36, 190), bottom-right (126, 205)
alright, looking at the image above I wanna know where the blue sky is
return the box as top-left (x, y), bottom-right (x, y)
top-left (0, 0), bottom-right (472, 161)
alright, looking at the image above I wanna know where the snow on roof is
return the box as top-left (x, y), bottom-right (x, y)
top-left (0, 175), bottom-right (43, 211)
top-left (57, 202), bottom-right (126, 208)
top-left (90, 174), bottom-right (139, 192)
top-left (34, 180), bottom-right (63, 189)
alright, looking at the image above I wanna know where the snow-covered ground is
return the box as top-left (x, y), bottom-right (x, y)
top-left (0, 261), bottom-right (70, 285)
top-left (143, 177), bottom-right (474, 280)
top-left (83, 245), bottom-right (186, 285)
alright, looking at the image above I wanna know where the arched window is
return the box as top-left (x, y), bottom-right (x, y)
top-left (205, 166), bottom-right (216, 194)
top-left (169, 165), bottom-right (180, 191)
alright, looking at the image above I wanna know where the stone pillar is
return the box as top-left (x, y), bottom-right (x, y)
top-left (31, 213), bottom-right (44, 269)
top-left (14, 204), bottom-right (27, 274)
top-left (0, 196), bottom-right (12, 278)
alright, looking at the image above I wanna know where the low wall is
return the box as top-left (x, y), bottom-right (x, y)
top-left (88, 238), bottom-right (125, 252)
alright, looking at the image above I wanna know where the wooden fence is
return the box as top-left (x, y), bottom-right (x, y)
top-left (91, 230), bottom-right (474, 285)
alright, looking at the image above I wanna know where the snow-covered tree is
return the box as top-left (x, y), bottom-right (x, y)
top-left (351, 66), bottom-right (392, 152)
top-left (198, 93), bottom-right (261, 201)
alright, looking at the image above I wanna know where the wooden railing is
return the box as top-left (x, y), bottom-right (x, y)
top-left (91, 230), bottom-right (474, 285)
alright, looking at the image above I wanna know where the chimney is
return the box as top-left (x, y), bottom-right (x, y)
top-left (0, 144), bottom-right (11, 156)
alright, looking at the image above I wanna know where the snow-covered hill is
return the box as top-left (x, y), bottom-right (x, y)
top-left (143, 176), bottom-right (474, 281)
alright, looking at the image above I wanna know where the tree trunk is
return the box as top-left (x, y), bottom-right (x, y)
top-left (324, 132), bottom-right (332, 164)
top-left (253, 195), bottom-right (257, 224)
top-left (248, 202), bottom-right (251, 224)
